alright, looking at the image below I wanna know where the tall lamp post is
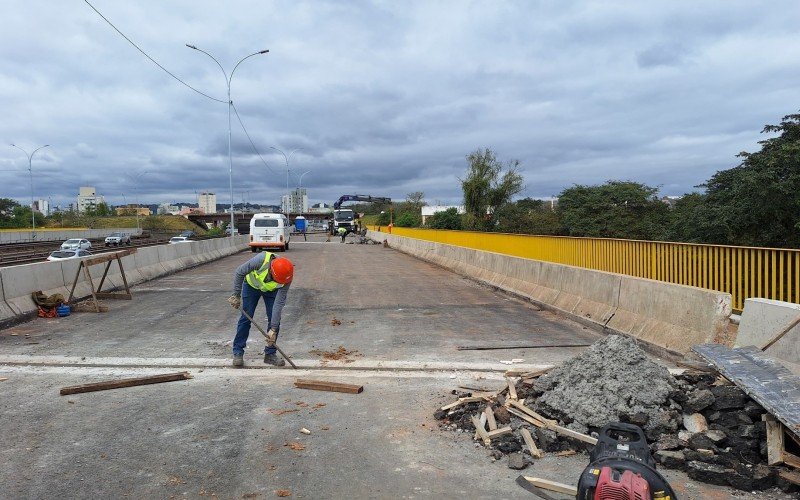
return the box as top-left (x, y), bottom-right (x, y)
top-left (186, 44), bottom-right (269, 237)
top-left (270, 147), bottom-right (303, 216)
top-left (10, 143), bottom-right (49, 239)
top-left (297, 170), bottom-right (310, 214)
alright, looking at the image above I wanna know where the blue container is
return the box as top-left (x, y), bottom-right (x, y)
top-left (56, 304), bottom-right (71, 317)
top-left (295, 216), bottom-right (306, 232)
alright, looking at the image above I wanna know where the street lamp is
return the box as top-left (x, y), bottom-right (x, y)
top-left (187, 44), bottom-right (269, 237)
top-left (10, 143), bottom-right (49, 239)
top-left (297, 170), bottom-right (310, 214)
top-left (270, 147), bottom-right (303, 216)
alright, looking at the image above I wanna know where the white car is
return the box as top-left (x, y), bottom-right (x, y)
top-left (169, 236), bottom-right (191, 244)
top-left (47, 249), bottom-right (92, 261)
top-left (61, 238), bottom-right (91, 251)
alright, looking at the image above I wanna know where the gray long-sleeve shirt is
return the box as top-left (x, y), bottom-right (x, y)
top-left (232, 253), bottom-right (290, 327)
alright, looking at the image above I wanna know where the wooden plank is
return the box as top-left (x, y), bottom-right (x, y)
top-left (484, 406), bottom-right (497, 431)
top-left (783, 451), bottom-right (800, 469)
top-left (693, 344), bottom-right (800, 440)
top-left (521, 477), bottom-right (578, 496)
top-left (779, 469), bottom-right (800, 486)
top-left (507, 400), bottom-right (555, 425)
top-left (760, 314), bottom-right (800, 351)
top-left (519, 428), bottom-right (542, 458)
top-left (470, 414), bottom-right (491, 446)
top-left (507, 378), bottom-right (518, 400)
top-left (60, 371), bottom-right (192, 395)
top-left (548, 422), bottom-right (597, 445)
top-left (504, 367), bottom-right (554, 378)
top-left (507, 407), bottom-right (545, 428)
top-left (457, 343), bottom-right (591, 351)
top-left (81, 248), bottom-right (137, 266)
top-left (764, 415), bottom-right (784, 465)
top-left (440, 396), bottom-right (486, 411)
top-left (294, 379), bottom-right (363, 394)
top-left (486, 426), bottom-right (512, 439)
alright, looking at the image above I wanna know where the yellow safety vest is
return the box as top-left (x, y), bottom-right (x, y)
top-left (245, 252), bottom-right (283, 292)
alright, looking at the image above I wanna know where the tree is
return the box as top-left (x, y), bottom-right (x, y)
top-left (494, 202), bottom-right (563, 235)
top-left (557, 181), bottom-right (670, 240)
top-left (0, 198), bottom-right (20, 226)
top-left (699, 112), bottom-right (800, 247)
top-left (394, 212), bottom-right (421, 227)
top-left (461, 148), bottom-right (524, 230)
top-left (664, 193), bottom-right (728, 244)
top-left (427, 207), bottom-right (463, 230)
top-left (405, 191), bottom-right (425, 212)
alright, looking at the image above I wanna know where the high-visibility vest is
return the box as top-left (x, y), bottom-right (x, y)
top-left (245, 252), bottom-right (283, 292)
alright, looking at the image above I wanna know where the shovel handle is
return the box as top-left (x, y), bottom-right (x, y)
top-left (239, 308), bottom-right (298, 369)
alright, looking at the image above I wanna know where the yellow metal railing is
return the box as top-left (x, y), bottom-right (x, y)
top-left (371, 226), bottom-right (800, 313)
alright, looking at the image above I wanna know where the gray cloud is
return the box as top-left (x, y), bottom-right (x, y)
top-left (1, 1), bottom-right (800, 210)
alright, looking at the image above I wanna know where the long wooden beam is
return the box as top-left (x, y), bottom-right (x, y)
top-left (60, 371), bottom-right (192, 395)
top-left (294, 379), bottom-right (363, 394)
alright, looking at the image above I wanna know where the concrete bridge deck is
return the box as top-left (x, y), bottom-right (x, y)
top-left (0, 234), bottom-right (777, 499)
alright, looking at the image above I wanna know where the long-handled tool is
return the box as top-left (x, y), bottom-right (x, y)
top-left (240, 308), bottom-right (298, 369)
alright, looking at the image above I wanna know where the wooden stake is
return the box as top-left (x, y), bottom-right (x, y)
top-left (507, 378), bottom-right (518, 400)
top-left (764, 414), bottom-right (785, 465)
top-left (507, 400), bottom-right (554, 425)
top-left (486, 426), bottom-right (513, 439)
top-left (294, 379), bottom-right (363, 394)
top-left (521, 477), bottom-right (578, 496)
top-left (484, 406), bottom-right (497, 431)
top-left (507, 401), bottom-right (597, 445)
top-left (507, 407), bottom-right (545, 428)
top-left (470, 414), bottom-right (491, 446)
top-left (440, 396), bottom-right (486, 411)
top-left (519, 428), bottom-right (542, 458)
top-left (779, 469), bottom-right (800, 485)
top-left (60, 371), bottom-right (192, 395)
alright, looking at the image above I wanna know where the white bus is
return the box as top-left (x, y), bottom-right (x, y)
top-left (249, 213), bottom-right (291, 252)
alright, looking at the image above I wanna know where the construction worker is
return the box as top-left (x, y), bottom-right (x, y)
top-left (338, 225), bottom-right (348, 242)
top-left (227, 252), bottom-right (294, 367)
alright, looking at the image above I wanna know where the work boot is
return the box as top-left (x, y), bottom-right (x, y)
top-left (264, 353), bottom-right (286, 367)
top-left (232, 354), bottom-right (244, 367)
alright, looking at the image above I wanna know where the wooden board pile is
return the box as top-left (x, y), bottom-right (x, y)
top-left (435, 367), bottom-right (800, 493)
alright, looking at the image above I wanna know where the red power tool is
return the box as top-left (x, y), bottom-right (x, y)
top-left (576, 422), bottom-right (676, 500)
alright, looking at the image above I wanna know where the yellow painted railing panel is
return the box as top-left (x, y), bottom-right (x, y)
top-left (371, 226), bottom-right (800, 313)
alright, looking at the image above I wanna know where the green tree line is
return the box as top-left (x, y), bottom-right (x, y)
top-left (379, 111), bottom-right (800, 248)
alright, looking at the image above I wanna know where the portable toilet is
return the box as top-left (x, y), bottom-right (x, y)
top-left (295, 216), bottom-right (306, 233)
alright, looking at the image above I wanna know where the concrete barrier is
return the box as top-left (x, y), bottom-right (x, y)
top-left (0, 228), bottom-right (143, 244)
top-left (0, 236), bottom-right (248, 326)
top-left (738, 298), bottom-right (800, 367)
top-left (370, 230), bottom-right (732, 355)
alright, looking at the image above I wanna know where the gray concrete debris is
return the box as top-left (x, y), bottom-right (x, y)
top-left (507, 453), bottom-right (528, 470)
top-left (533, 335), bottom-right (678, 434)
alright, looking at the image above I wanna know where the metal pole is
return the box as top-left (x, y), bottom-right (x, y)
top-left (10, 144), bottom-right (49, 239)
top-left (186, 44), bottom-right (269, 238)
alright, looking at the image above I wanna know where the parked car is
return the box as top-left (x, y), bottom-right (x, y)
top-left (47, 249), bottom-right (92, 261)
top-left (169, 236), bottom-right (191, 244)
top-left (104, 232), bottom-right (131, 246)
top-left (180, 230), bottom-right (196, 238)
top-left (61, 238), bottom-right (91, 251)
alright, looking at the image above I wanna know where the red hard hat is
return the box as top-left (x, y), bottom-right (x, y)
top-left (270, 257), bottom-right (294, 285)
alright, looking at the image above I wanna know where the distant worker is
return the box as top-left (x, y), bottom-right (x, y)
top-left (338, 226), bottom-right (348, 242)
top-left (227, 252), bottom-right (294, 367)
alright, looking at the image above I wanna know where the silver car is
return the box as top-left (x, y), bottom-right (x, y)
top-left (61, 238), bottom-right (91, 251)
top-left (47, 249), bottom-right (92, 261)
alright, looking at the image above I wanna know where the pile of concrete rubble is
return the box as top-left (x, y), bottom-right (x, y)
top-left (434, 335), bottom-right (799, 493)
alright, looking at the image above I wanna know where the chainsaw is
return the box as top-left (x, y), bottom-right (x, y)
top-left (576, 422), bottom-right (676, 500)
top-left (517, 422), bottom-right (676, 499)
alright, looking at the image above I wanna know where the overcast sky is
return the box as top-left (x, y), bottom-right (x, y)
top-left (1, 1), bottom-right (799, 209)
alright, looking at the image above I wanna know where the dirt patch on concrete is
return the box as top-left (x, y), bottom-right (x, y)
top-left (309, 346), bottom-right (362, 363)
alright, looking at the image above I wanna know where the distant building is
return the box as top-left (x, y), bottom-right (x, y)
top-left (421, 205), bottom-right (465, 225)
top-left (198, 192), bottom-right (217, 214)
top-left (660, 196), bottom-right (681, 209)
top-left (179, 207), bottom-right (205, 215)
top-left (77, 186), bottom-right (106, 213)
top-left (308, 202), bottom-right (332, 214)
top-left (157, 203), bottom-right (180, 215)
top-left (32, 199), bottom-right (49, 216)
top-left (281, 188), bottom-right (308, 214)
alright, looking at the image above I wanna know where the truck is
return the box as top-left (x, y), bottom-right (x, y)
top-left (331, 195), bottom-right (391, 235)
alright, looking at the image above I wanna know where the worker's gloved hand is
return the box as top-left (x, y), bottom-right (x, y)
top-left (266, 328), bottom-right (278, 346)
top-left (227, 295), bottom-right (241, 309)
